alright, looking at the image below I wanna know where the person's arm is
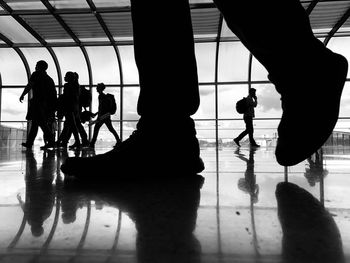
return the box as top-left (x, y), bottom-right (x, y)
top-left (252, 96), bottom-right (257, 107)
top-left (20, 73), bottom-right (36, 102)
top-left (19, 82), bottom-right (33, 103)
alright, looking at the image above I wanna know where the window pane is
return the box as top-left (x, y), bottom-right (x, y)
top-left (0, 16), bottom-right (38, 43)
top-left (195, 43), bottom-right (216, 83)
top-left (220, 20), bottom-right (236, 39)
top-left (251, 83), bottom-right (281, 119)
top-left (0, 48), bottom-right (28, 85)
top-left (53, 47), bottom-right (89, 85)
top-left (251, 56), bottom-right (269, 81)
top-left (6, 0), bottom-right (46, 10)
top-left (118, 46), bottom-right (139, 85)
top-left (326, 37), bottom-right (350, 78)
top-left (86, 46), bottom-right (120, 85)
top-left (218, 42), bottom-right (249, 82)
top-left (218, 84), bottom-right (248, 119)
top-left (94, 0), bottom-right (129, 7)
top-left (2, 88), bottom-right (27, 121)
top-left (123, 87), bottom-right (140, 121)
top-left (193, 85), bottom-right (215, 119)
top-left (48, 0), bottom-right (88, 9)
top-left (195, 120), bottom-right (216, 144)
top-left (20, 48), bottom-right (59, 84)
top-left (339, 82), bottom-right (350, 118)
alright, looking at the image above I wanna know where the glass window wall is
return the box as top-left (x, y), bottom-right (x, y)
top-left (218, 42), bottom-right (249, 82)
top-left (86, 46), bottom-right (120, 85)
top-left (20, 48), bottom-right (59, 84)
top-left (0, 48), bottom-right (28, 85)
top-left (53, 47), bottom-right (89, 85)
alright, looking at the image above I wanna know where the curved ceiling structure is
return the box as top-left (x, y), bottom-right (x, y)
top-left (0, 0), bottom-right (350, 141)
top-left (0, 0), bottom-right (349, 48)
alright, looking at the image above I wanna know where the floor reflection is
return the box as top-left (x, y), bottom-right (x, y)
top-left (276, 182), bottom-right (344, 263)
top-left (0, 146), bottom-right (350, 262)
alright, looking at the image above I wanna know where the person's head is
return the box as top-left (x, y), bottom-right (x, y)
top-left (96, 83), bottom-right (106, 94)
top-left (64, 71), bottom-right (75, 83)
top-left (74, 72), bottom-right (79, 83)
top-left (35, 60), bottom-right (48, 72)
top-left (62, 212), bottom-right (77, 224)
top-left (31, 223), bottom-right (44, 237)
top-left (249, 88), bottom-right (256, 97)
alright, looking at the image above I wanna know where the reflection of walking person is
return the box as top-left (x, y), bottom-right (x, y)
top-left (304, 149), bottom-right (328, 187)
top-left (234, 88), bottom-right (260, 148)
top-left (20, 60), bottom-right (57, 149)
top-left (18, 150), bottom-right (56, 237)
top-left (89, 83), bottom-right (121, 148)
top-left (236, 148), bottom-right (259, 204)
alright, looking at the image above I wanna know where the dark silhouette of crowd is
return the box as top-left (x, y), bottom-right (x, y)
top-left (20, 62), bottom-right (121, 150)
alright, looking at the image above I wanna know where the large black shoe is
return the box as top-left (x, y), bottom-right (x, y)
top-left (272, 50), bottom-right (348, 166)
top-left (61, 130), bottom-right (205, 180)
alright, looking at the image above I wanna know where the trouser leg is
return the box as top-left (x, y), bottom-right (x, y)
top-left (27, 121), bottom-right (39, 145)
top-left (65, 113), bottom-right (80, 143)
top-left (76, 121), bottom-right (88, 144)
top-left (39, 120), bottom-right (54, 145)
top-left (90, 121), bottom-right (103, 145)
top-left (131, 0), bottom-right (199, 122)
top-left (245, 117), bottom-right (256, 144)
top-left (105, 118), bottom-right (121, 142)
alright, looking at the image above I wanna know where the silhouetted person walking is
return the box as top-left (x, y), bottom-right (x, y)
top-left (62, 72), bottom-right (84, 149)
top-left (56, 73), bottom-right (89, 149)
top-left (20, 60), bottom-right (56, 149)
top-left (89, 83), bottom-right (121, 148)
top-left (234, 88), bottom-right (260, 148)
top-left (62, 0), bottom-right (348, 178)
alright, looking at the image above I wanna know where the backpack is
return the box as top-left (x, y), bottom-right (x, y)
top-left (105, 93), bottom-right (117, 115)
top-left (79, 86), bottom-right (92, 108)
top-left (236, 97), bottom-right (248, 114)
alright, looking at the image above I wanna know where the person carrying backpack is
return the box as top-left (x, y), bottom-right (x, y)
top-left (89, 83), bottom-right (121, 148)
top-left (233, 88), bottom-right (260, 148)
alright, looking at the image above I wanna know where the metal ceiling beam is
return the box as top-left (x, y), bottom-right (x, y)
top-left (0, 0), bottom-right (62, 89)
top-left (305, 0), bottom-right (319, 15)
top-left (85, 0), bottom-right (125, 140)
top-left (324, 6), bottom-right (350, 46)
top-left (40, 0), bottom-right (81, 45)
top-left (214, 14), bottom-right (223, 180)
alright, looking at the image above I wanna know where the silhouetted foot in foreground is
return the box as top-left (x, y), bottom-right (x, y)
top-left (61, 130), bottom-right (204, 180)
top-left (272, 50), bottom-right (348, 166)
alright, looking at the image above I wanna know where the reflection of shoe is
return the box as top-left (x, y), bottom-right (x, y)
top-left (114, 141), bottom-right (122, 148)
top-left (21, 142), bottom-right (32, 148)
top-left (40, 143), bottom-right (55, 150)
top-left (81, 141), bottom-right (90, 148)
top-left (272, 50), bottom-right (348, 166)
top-left (233, 138), bottom-right (240, 147)
top-left (68, 142), bottom-right (81, 149)
top-left (61, 128), bottom-right (204, 178)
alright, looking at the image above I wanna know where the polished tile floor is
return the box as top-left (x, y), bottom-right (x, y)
top-left (0, 145), bottom-right (350, 263)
